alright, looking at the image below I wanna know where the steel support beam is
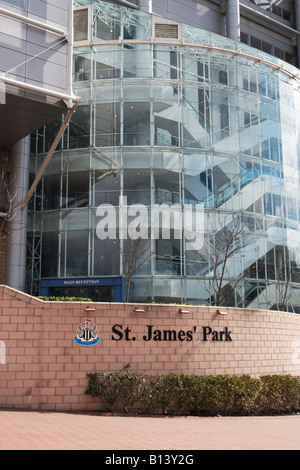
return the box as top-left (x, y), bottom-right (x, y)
top-left (21, 103), bottom-right (78, 210)
top-left (0, 75), bottom-right (80, 107)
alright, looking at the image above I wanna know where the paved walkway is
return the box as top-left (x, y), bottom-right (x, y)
top-left (0, 411), bottom-right (299, 450)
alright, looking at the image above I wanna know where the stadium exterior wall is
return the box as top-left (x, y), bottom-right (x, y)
top-left (0, 285), bottom-right (300, 411)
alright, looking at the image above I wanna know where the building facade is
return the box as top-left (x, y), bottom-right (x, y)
top-left (28, 0), bottom-right (300, 311)
top-left (0, 0), bottom-right (78, 291)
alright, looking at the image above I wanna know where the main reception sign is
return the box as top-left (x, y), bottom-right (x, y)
top-left (74, 319), bottom-right (233, 346)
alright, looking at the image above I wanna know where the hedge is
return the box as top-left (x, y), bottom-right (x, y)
top-left (86, 367), bottom-right (300, 416)
top-left (38, 296), bottom-right (92, 302)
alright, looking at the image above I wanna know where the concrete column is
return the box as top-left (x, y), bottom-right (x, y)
top-left (138, 0), bottom-right (152, 13)
top-left (295, 0), bottom-right (300, 67)
top-left (226, 0), bottom-right (240, 41)
top-left (5, 136), bottom-right (30, 292)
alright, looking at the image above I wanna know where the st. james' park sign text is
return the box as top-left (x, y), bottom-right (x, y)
top-left (111, 324), bottom-right (233, 342)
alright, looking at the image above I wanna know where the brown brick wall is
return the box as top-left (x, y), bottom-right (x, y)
top-left (1, 285), bottom-right (300, 411)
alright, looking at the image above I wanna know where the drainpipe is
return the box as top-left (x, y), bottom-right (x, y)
top-left (66, 0), bottom-right (75, 109)
top-left (5, 136), bottom-right (30, 292)
top-left (226, 0), bottom-right (240, 41)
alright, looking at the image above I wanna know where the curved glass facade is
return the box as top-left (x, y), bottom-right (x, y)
top-left (28, 0), bottom-right (300, 310)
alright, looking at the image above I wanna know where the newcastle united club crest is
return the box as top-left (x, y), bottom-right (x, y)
top-left (74, 318), bottom-right (100, 346)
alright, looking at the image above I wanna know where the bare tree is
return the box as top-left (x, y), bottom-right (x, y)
top-left (204, 211), bottom-right (254, 306)
top-left (274, 248), bottom-right (293, 311)
top-left (0, 149), bottom-right (16, 238)
top-left (117, 237), bottom-right (152, 302)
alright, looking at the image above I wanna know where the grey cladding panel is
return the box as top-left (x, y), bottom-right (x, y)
top-left (0, 0), bottom-right (72, 147)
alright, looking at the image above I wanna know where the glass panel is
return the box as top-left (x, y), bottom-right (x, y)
top-left (94, 169), bottom-right (120, 206)
top-left (154, 169), bottom-right (180, 205)
top-left (185, 279), bottom-right (207, 304)
top-left (92, 1), bottom-right (150, 41)
top-left (183, 86), bottom-right (210, 148)
top-left (154, 46), bottom-right (179, 79)
top-left (123, 101), bottom-right (150, 146)
top-left (153, 278), bottom-right (183, 303)
top-left (211, 91), bottom-right (238, 151)
top-left (121, 239), bottom-right (151, 276)
top-left (60, 210), bottom-right (89, 276)
top-left (239, 93), bottom-right (260, 157)
top-left (153, 84), bottom-right (180, 146)
top-left (93, 238), bottom-right (120, 275)
top-left (123, 169), bottom-right (150, 206)
top-left (93, 4), bottom-right (121, 41)
top-left (182, 49), bottom-right (209, 82)
top-left (64, 230), bottom-right (89, 276)
top-left (153, 150), bottom-right (181, 171)
top-left (210, 51), bottom-right (235, 87)
top-left (261, 96), bottom-right (281, 162)
top-left (67, 172), bottom-right (89, 208)
top-left (94, 47), bottom-right (121, 79)
top-left (182, 24), bottom-right (211, 46)
top-left (43, 175), bottom-right (61, 210)
top-left (184, 152), bottom-right (211, 205)
top-left (123, 45), bottom-right (151, 78)
top-left (44, 116), bottom-right (63, 152)
top-left (130, 278), bottom-right (152, 302)
top-left (41, 213), bottom-right (59, 277)
top-left (41, 232), bottom-right (58, 277)
top-left (74, 49), bottom-right (92, 82)
top-left (155, 239), bottom-right (181, 276)
top-left (122, 9), bottom-right (151, 40)
top-left (67, 151), bottom-right (90, 172)
top-left (95, 102), bottom-right (120, 147)
top-left (67, 105), bottom-right (90, 149)
top-left (123, 148), bottom-right (150, 169)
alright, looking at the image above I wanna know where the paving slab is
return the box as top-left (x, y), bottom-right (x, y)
top-left (0, 411), bottom-right (299, 451)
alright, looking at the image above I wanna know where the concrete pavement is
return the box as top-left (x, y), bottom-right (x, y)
top-left (0, 411), bottom-right (299, 450)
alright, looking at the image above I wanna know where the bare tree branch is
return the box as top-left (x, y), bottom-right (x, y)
top-left (116, 237), bottom-right (152, 302)
top-left (203, 211), bottom-right (254, 306)
top-left (275, 248), bottom-right (293, 311)
top-left (0, 148), bottom-right (16, 238)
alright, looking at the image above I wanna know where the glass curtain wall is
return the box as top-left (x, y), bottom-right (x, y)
top-left (27, 0), bottom-right (300, 311)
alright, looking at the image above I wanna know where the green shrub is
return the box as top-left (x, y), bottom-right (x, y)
top-left (85, 368), bottom-right (300, 416)
top-left (86, 365), bottom-right (147, 413)
top-left (38, 296), bottom-right (92, 302)
top-left (257, 375), bottom-right (300, 415)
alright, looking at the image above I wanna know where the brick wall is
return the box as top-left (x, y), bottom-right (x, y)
top-left (1, 285), bottom-right (300, 411)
